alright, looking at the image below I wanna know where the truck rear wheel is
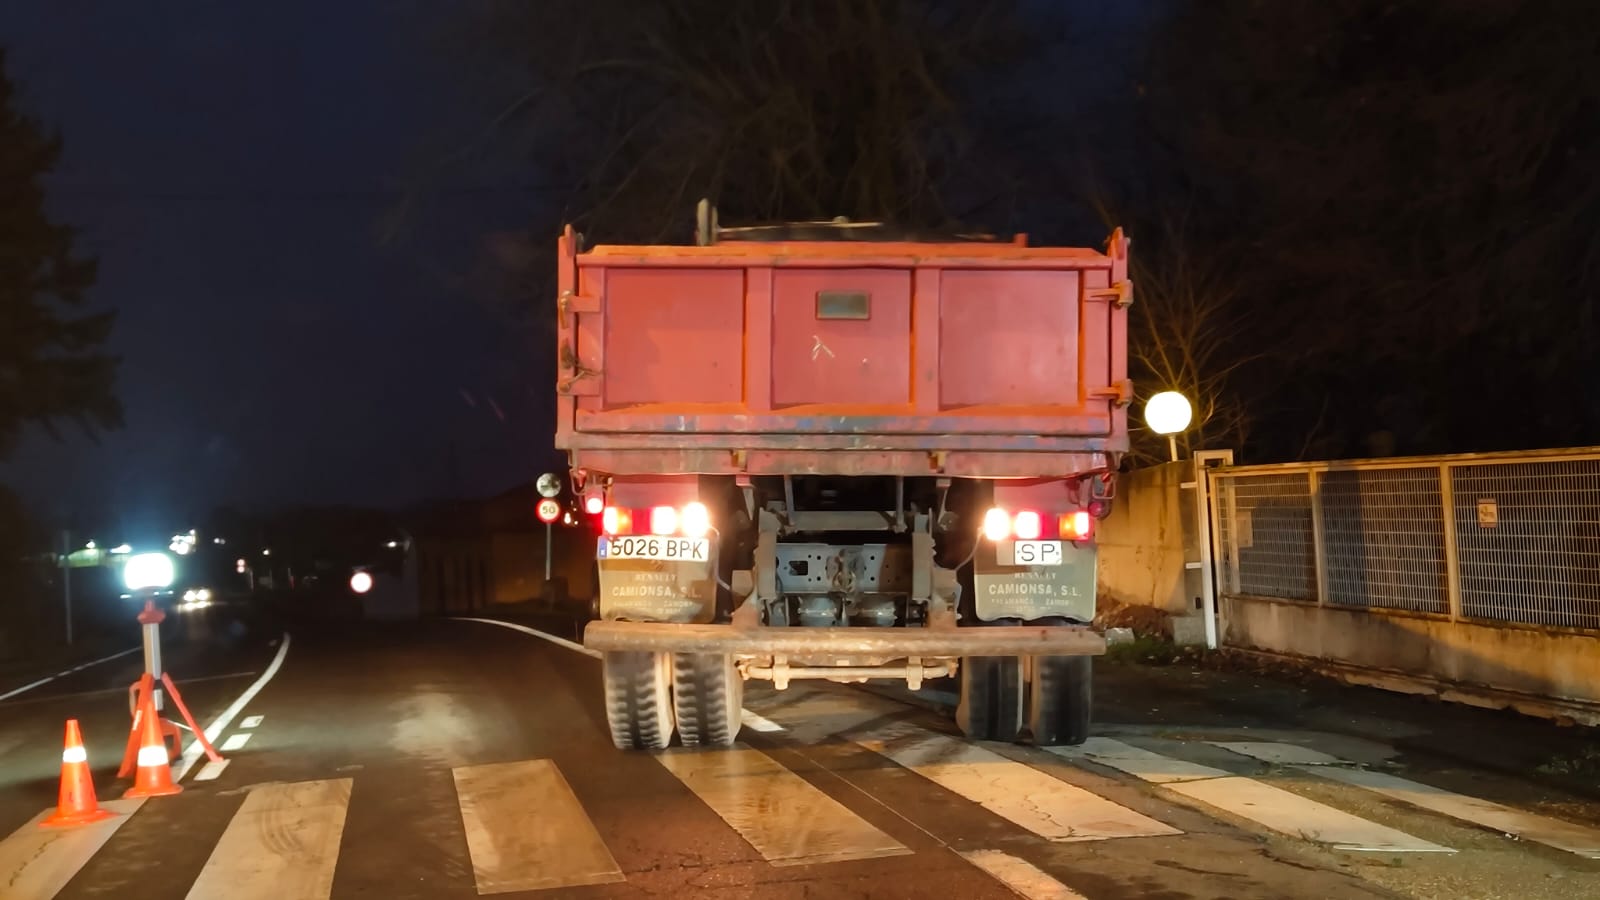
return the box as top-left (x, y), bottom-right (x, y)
top-left (1028, 655), bottom-right (1091, 746)
top-left (672, 653), bottom-right (743, 748)
top-left (603, 651), bottom-right (675, 750)
top-left (955, 656), bottom-right (1023, 741)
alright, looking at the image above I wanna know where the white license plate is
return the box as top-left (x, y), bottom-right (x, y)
top-left (1011, 540), bottom-right (1064, 566)
top-left (597, 536), bottom-right (711, 562)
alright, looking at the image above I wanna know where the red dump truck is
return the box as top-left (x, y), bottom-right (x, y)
top-left (554, 203), bottom-right (1131, 750)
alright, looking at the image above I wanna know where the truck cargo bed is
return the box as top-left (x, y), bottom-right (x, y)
top-left (555, 229), bottom-right (1131, 477)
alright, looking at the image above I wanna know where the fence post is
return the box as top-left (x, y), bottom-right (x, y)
top-left (1438, 462), bottom-right (1463, 622)
top-left (1308, 469), bottom-right (1329, 607)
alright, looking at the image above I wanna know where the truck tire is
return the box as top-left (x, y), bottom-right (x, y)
top-left (1028, 655), bottom-right (1091, 746)
top-left (603, 651), bottom-right (675, 751)
top-left (955, 656), bottom-right (1023, 742)
top-left (672, 653), bottom-right (743, 747)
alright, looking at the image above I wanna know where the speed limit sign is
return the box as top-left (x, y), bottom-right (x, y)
top-left (536, 498), bottom-right (561, 523)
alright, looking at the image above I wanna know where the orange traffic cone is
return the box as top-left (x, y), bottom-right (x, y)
top-left (41, 719), bottom-right (116, 828)
top-left (123, 692), bottom-right (182, 799)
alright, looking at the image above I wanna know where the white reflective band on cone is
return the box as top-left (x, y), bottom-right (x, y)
top-left (62, 746), bottom-right (88, 764)
top-left (138, 745), bottom-right (170, 767)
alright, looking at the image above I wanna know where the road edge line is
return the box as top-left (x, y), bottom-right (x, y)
top-left (174, 632), bottom-right (292, 782)
top-left (0, 646), bottom-right (141, 702)
top-left (452, 617), bottom-right (602, 659)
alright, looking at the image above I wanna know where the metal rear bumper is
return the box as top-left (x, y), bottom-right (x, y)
top-left (583, 621), bottom-right (1106, 657)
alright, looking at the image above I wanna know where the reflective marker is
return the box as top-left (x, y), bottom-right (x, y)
top-left (62, 746), bottom-right (88, 764)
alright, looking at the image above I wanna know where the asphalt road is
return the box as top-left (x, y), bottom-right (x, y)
top-left (2, 608), bottom-right (1598, 899)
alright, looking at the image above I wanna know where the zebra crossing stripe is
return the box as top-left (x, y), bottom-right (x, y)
top-left (453, 759), bottom-right (625, 894)
top-left (656, 745), bottom-right (911, 866)
top-left (855, 723), bottom-right (1181, 842)
top-left (1054, 739), bottom-right (1451, 853)
top-left (185, 779), bottom-right (352, 900)
top-left (961, 850), bottom-right (1090, 900)
top-left (0, 799), bottom-right (143, 900)
top-left (1301, 762), bottom-right (1600, 858)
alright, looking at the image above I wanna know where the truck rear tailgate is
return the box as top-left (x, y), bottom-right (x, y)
top-left (555, 232), bottom-right (1131, 476)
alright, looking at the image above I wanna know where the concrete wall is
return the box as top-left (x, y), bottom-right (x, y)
top-left (1097, 461), bottom-right (1192, 615)
top-left (1222, 596), bottom-right (1600, 709)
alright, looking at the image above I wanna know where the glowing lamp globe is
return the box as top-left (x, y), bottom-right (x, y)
top-left (350, 571), bottom-right (374, 594)
top-left (1144, 391), bottom-right (1193, 436)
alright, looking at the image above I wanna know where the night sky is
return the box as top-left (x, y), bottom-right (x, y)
top-left (0, 3), bottom-right (556, 531)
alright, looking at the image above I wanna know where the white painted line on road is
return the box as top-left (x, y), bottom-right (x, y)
top-left (1166, 776), bottom-right (1454, 853)
top-left (657, 745), bottom-right (910, 866)
top-left (175, 632), bottom-right (291, 782)
top-left (452, 616), bottom-right (601, 659)
top-left (194, 759), bottom-right (231, 782)
top-left (740, 710), bottom-right (786, 733)
top-left (961, 850), bottom-right (1089, 900)
top-left (453, 759), bottom-right (624, 893)
top-left (460, 616), bottom-right (789, 738)
top-left (240, 715), bottom-right (264, 728)
top-left (1212, 741), bottom-right (1343, 766)
top-left (0, 647), bottom-right (140, 702)
top-left (0, 671), bottom-right (259, 709)
top-left (219, 733), bottom-right (252, 752)
top-left (185, 779), bottom-right (350, 900)
top-left (1048, 737), bottom-right (1231, 784)
top-left (1303, 764), bottom-right (1600, 858)
top-left (857, 722), bottom-right (1181, 843)
top-left (0, 798), bottom-right (144, 900)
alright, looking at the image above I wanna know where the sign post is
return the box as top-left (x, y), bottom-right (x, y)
top-left (536, 473), bottom-right (564, 584)
top-left (536, 498), bottom-right (561, 581)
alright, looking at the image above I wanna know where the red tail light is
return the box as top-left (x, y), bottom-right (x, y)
top-left (584, 495), bottom-right (604, 515)
top-left (1059, 510), bottom-right (1092, 541)
top-left (982, 507), bottom-right (1011, 541)
top-left (602, 507), bottom-right (633, 536)
top-left (649, 505), bottom-right (679, 536)
top-left (1012, 510), bottom-right (1043, 540)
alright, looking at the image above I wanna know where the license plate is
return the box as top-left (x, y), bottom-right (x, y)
top-left (1011, 540), bottom-right (1064, 566)
top-left (597, 536), bottom-right (711, 562)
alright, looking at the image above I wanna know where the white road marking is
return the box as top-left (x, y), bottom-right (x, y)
top-left (240, 715), bottom-right (264, 729)
top-left (175, 633), bottom-right (291, 782)
top-left (458, 617), bottom-right (784, 737)
top-left (1304, 764), bottom-right (1600, 858)
top-left (1212, 741), bottom-right (1343, 766)
top-left (0, 799), bottom-right (143, 899)
top-left (740, 710), bottom-right (786, 733)
top-left (219, 733), bottom-right (252, 752)
top-left (1049, 737), bottom-right (1231, 783)
top-left (1050, 738), bottom-right (1451, 853)
top-left (858, 723), bottom-right (1181, 842)
top-left (452, 759), bottom-right (624, 893)
top-left (184, 779), bottom-right (351, 900)
top-left (1167, 776), bottom-right (1454, 853)
top-left (0, 647), bottom-right (140, 702)
top-left (961, 850), bottom-right (1090, 900)
top-left (656, 745), bottom-right (911, 866)
top-left (194, 759), bottom-right (231, 782)
top-left (453, 616), bottom-right (600, 659)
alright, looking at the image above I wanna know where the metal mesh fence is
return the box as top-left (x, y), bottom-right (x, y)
top-left (1451, 459), bottom-right (1600, 629)
top-left (1319, 467), bottom-right (1449, 614)
top-left (1213, 454), bottom-right (1600, 631)
top-left (1214, 472), bottom-right (1317, 602)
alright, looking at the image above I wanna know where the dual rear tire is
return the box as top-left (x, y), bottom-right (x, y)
top-left (602, 651), bottom-right (743, 750)
top-left (955, 655), bottom-right (1091, 746)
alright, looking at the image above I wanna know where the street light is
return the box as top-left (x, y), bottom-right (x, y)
top-left (1144, 391), bottom-right (1194, 462)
